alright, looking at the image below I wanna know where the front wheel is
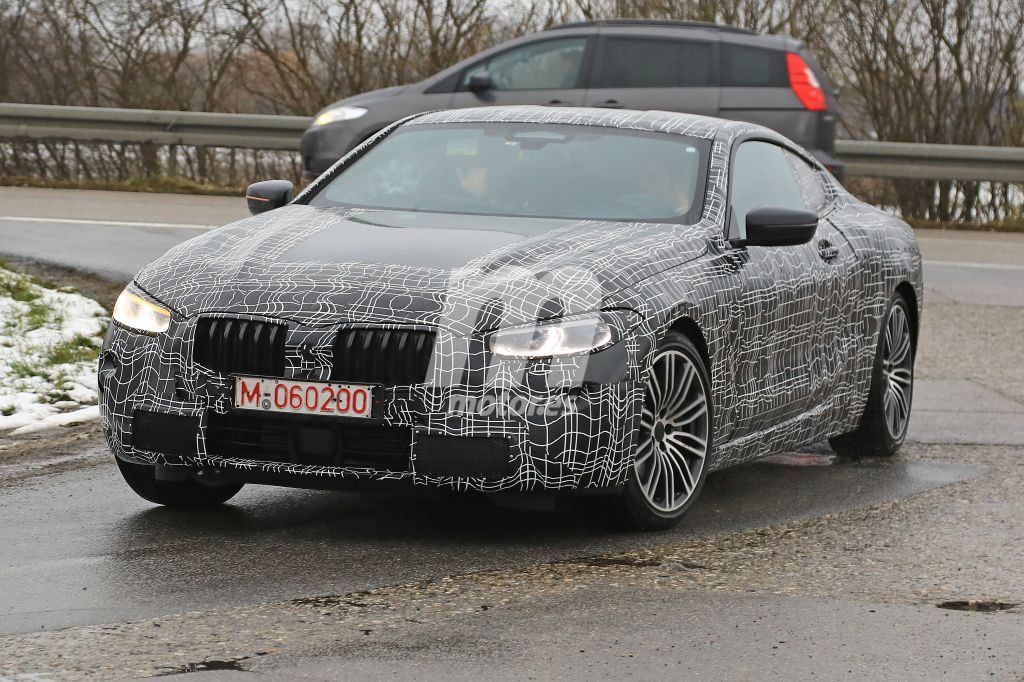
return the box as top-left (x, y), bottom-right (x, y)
top-left (616, 330), bottom-right (712, 530)
top-left (116, 457), bottom-right (244, 508)
top-left (830, 291), bottom-right (915, 457)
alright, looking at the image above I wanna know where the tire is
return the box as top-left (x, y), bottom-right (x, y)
top-left (830, 291), bottom-right (915, 457)
top-left (115, 457), bottom-right (244, 508)
top-left (614, 330), bottom-right (712, 531)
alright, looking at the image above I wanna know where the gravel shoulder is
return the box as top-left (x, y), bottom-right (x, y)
top-left (0, 422), bottom-right (106, 490)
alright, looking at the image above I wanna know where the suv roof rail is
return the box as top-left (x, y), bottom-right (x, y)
top-left (545, 19), bottom-right (758, 35)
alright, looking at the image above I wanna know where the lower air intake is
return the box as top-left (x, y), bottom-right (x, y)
top-left (132, 410), bottom-right (201, 456)
top-left (205, 412), bottom-right (412, 470)
top-left (413, 433), bottom-right (513, 479)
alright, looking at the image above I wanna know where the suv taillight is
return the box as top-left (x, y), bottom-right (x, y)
top-left (786, 53), bottom-right (826, 112)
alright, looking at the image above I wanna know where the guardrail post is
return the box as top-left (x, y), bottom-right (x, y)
top-left (197, 145), bottom-right (208, 182)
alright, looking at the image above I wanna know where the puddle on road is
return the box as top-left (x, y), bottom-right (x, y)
top-left (568, 556), bottom-right (662, 568)
top-left (761, 453), bottom-right (839, 467)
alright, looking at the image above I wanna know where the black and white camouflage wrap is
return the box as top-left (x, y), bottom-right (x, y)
top-left (99, 106), bottom-right (923, 491)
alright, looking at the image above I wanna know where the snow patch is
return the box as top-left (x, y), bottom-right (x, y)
top-left (10, 405), bottom-right (101, 435)
top-left (0, 266), bottom-right (108, 433)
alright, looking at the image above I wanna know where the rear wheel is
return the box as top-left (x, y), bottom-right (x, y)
top-left (115, 457), bottom-right (244, 507)
top-left (830, 291), bottom-right (915, 457)
top-left (616, 330), bottom-right (712, 530)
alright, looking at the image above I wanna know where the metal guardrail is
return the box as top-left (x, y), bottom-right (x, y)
top-left (835, 140), bottom-right (1024, 183)
top-left (0, 103), bottom-right (308, 151)
top-left (2, 102), bottom-right (1022, 183)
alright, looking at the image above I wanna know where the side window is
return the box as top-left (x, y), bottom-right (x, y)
top-left (784, 149), bottom-right (829, 214)
top-left (462, 38), bottom-right (586, 91)
top-left (721, 44), bottom-right (788, 87)
top-left (730, 141), bottom-right (804, 235)
top-left (593, 38), bottom-right (712, 88)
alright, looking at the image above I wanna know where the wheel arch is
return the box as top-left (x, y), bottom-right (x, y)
top-left (667, 316), bottom-right (711, 371)
top-left (895, 281), bottom-right (919, 351)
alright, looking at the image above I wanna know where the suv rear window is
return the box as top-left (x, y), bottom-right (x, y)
top-left (722, 44), bottom-right (788, 87)
top-left (593, 38), bottom-right (712, 88)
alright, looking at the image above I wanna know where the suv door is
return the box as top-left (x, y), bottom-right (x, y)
top-left (725, 139), bottom-right (849, 439)
top-left (449, 36), bottom-right (590, 109)
top-left (583, 35), bottom-right (718, 114)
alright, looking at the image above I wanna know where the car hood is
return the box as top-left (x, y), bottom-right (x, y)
top-left (135, 205), bottom-right (710, 333)
top-left (333, 85), bottom-right (406, 107)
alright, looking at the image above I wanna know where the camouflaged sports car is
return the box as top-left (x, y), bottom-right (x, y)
top-left (100, 106), bottom-right (921, 529)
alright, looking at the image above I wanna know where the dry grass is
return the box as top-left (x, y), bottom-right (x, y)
top-left (906, 216), bottom-right (1024, 233)
top-left (0, 174), bottom-right (241, 197)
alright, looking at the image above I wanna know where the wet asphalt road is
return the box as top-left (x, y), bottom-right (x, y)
top-left (1, 188), bottom-right (1023, 678)
top-left (0, 449), bottom-right (981, 636)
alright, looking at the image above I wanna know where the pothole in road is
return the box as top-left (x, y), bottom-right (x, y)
top-left (291, 591), bottom-right (372, 608)
top-left (156, 657), bottom-right (248, 675)
top-left (936, 599), bottom-right (1018, 613)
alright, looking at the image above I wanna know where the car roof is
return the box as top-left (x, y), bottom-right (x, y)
top-left (547, 19), bottom-right (757, 35)
top-left (544, 19), bottom-right (800, 50)
top-left (406, 105), bottom-right (783, 144)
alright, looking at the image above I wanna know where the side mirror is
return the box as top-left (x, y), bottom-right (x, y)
top-left (738, 206), bottom-right (818, 247)
top-left (246, 180), bottom-right (293, 216)
top-left (467, 71), bottom-right (493, 93)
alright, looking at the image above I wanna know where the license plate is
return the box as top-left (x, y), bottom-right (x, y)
top-left (233, 376), bottom-right (373, 418)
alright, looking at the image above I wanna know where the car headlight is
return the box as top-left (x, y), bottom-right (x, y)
top-left (112, 287), bottom-right (171, 334)
top-left (489, 311), bottom-right (638, 358)
top-left (313, 106), bottom-right (368, 127)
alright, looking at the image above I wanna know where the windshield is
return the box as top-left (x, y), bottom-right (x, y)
top-left (307, 123), bottom-right (709, 223)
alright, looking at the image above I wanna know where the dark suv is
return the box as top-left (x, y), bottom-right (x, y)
top-left (301, 19), bottom-right (842, 179)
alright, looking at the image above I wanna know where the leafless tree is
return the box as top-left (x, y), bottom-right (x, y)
top-left (0, 0), bottom-right (1019, 220)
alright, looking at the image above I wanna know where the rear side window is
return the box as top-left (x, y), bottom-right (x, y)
top-left (593, 38), bottom-right (712, 88)
top-left (462, 38), bottom-right (586, 91)
top-left (784, 149), bottom-right (829, 214)
top-left (730, 140), bottom-right (804, 235)
top-left (722, 45), bottom-right (788, 87)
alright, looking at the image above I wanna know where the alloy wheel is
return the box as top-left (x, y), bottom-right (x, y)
top-left (882, 304), bottom-right (913, 440)
top-left (635, 348), bottom-right (710, 513)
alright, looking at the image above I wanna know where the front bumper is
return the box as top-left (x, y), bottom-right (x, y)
top-left (99, 317), bottom-right (647, 493)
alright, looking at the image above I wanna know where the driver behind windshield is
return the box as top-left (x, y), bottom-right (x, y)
top-left (311, 123), bottom-right (709, 223)
top-left (621, 152), bottom-right (699, 217)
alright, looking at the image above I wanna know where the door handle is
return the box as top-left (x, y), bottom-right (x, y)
top-left (818, 239), bottom-right (839, 262)
top-left (596, 99), bottom-right (625, 108)
top-left (547, 99), bottom-right (565, 105)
